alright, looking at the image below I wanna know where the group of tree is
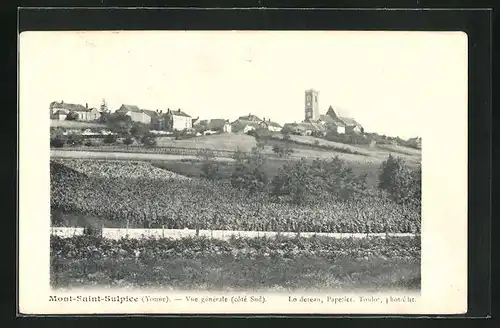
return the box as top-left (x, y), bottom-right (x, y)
top-left (378, 154), bottom-right (421, 208)
top-left (200, 145), bottom-right (421, 209)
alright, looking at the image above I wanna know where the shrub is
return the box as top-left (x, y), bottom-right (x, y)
top-left (272, 144), bottom-right (294, 158)
top-left (271, 158), bottom-right (317, 204)
top-left (50, 137), bottom-right (65, 148)
top-left (65, 111), bottom-right (78, 121)
top-left (379, 154), bottom-right (421, 207)
top-left (66, 134), bottom-right (84, 147)
top-left (271, 156), bottom-right (367, 204)
top-left (141, 133), bottom-right (157, 146)
top-left (201, 162), bottom-right (220, 180)
top-left (231, 146), bottom-right (269, 194)
top-left (84, 140), bottom-right (93, 147)
top-left (103, 134), bottom-right (117, 144)
top-left (123, 137), bottom-right (134, 146)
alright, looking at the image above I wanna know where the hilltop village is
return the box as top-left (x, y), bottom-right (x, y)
top-left (49, 89), bottom-right (421, 149)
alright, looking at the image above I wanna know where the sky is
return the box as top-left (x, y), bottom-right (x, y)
top-left (20, 31), bottom-right (467, 139)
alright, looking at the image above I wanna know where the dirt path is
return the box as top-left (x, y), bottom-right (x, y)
top-left (50, 150), bottom-right (234, 162)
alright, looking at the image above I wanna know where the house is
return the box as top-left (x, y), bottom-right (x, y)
top-left (237, 114), bottom-right (262, 122)
top-left (53, 110), bottom-right (67, 121)
top-left (260, 117), bottom-right (282, 132)
top-left (72, 105), bottom-right (101, 121)
top-left (165, 108), bottom-right (193, 131)
top-left (196, 119), bottom-right (232, 134)
top-left (231, 119), bottom-right (262, 133)
top-left (50, 100), bottom-right (82, 116)
top-left (339, 117), bottom-right (364, 134)
top-left (49, 101), bottom-right (101, 121)
top-left (231, 114), bottom-right (282, 133)
top-left (317, 106), bottom-right (346, 134)
top-left (282, 121), bottom-right (327, 136)
top-left (301, 121), bottom-right (328, 136)
top-left (116, 104), bottom-right (153, 125)
top-left (142, 109), bottom-right (167, 130)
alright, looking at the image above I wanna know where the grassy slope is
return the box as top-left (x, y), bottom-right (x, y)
top-left (155, 133), bottom-right (420, 163)
top-left (50, 120), bottom-right (107, 129)
top-left (156, 133), bottom-right (257, 152)
top-left (52, 133), bottom-right (420, 188)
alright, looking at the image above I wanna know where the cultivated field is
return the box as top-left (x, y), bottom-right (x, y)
top-left (50, 151), bottom-right (420, 291)
top-left (51, 234), bottom-right (420, 291)
top-left (51, 159), bottom-right (420, 233)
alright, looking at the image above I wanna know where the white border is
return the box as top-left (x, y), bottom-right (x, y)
top-left (18, 31), bottom-right (468, 315)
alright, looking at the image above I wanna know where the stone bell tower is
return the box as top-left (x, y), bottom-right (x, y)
top-left (304, 89), bottom-right (319, 121)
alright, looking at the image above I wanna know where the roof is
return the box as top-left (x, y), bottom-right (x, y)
top-left (207, 119), bottom-right (230, 130)
top-left (118, 105), bottom-right (163, 117)
top-left (318, 115), bottom-right (346, 126)
top-left (142, 109), bottom-right (160, 117)
top-left (283, 122), bottom-right (326, 133)
top-left (266, 121), bottom-right (282, 128)
top-left (325, 106), bottom-right (338, 119)
top-left (168, 109), bottom-right (191, 117)
top-left (231, 119), bottom-right (262, 129)
top-left (50, 101), bottom-right (91, 112)
top-left (118, 104), bottom-right (142, 113)
top-left (237, 114), bottom-right (262, 122)
top-left (54, 110), bottom-right (67, 115)
top-left (339, 117), bottom-right (361, 127)
top-left (300, 122), bottom-right (327, 132)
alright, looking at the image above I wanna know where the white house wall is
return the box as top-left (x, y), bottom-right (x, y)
top-left (127, 111), bottom-right (152, 124)
top-left (172, 115), bottom-right (192, 130)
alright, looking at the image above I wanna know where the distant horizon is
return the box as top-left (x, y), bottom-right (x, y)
top-left (22, 31), bottom-right (467, 140)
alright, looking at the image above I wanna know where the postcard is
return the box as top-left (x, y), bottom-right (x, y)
top-left (18, 30), bottom-right (467, 315)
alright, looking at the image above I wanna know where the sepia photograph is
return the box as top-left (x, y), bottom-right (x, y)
top-left (19, 30), bottom-right (468, 315)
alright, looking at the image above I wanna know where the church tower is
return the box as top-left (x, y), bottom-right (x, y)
top-left (304, 89), bottom-right (319, 121)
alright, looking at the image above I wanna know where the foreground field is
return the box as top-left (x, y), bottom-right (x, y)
top-left (51, 159), bottom-right (421, 233)
top-left (51, 235), bottom-right (420, 291)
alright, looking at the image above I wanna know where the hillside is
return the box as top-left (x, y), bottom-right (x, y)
top-left (156, 133), bottom-right (257, 152)
top-left (50, 120), bottom-right (106, 129)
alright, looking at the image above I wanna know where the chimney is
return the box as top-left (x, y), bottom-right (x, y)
top-left (178, 108), bottom-right (181, 113)
top-left (86, 103), bottom-right (88, 109)
top-left (61, 100), bottom-right (64, 104)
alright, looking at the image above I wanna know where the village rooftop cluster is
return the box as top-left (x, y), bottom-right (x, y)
top-left (50, 89), bottom-right (384, 139)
